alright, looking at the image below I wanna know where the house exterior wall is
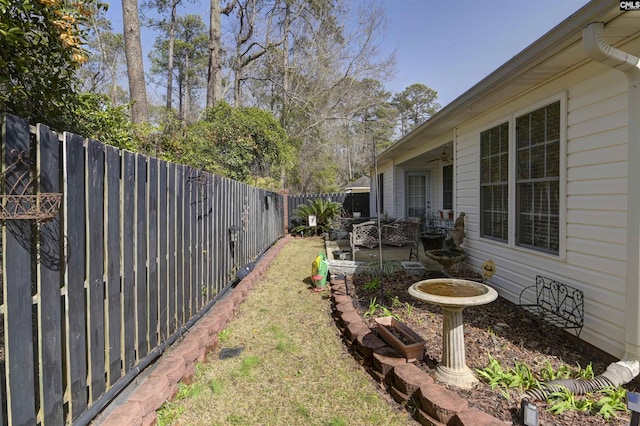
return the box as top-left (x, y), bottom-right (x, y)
top-left (371, 163), bottom-right (397, 218)
top-left (383, 133), bottom-right (454, 220)
top-left (455, 59), bottom-right (630, 357)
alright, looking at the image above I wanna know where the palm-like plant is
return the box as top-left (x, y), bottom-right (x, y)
top-left (291, 198), bottom-right (343, 236)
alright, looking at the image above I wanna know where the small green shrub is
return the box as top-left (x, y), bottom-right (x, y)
top-left (363, 277), bottom-right (380, 291)
top-left (363, 297), bottom-right (378, 319)
top-left (291, 198), bottom-right (342, 236)
top-left (218, 328), bottom-right (232, 343)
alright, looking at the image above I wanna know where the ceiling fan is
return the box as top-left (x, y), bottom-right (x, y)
top-left (428, 149), bottom-right (452, 163)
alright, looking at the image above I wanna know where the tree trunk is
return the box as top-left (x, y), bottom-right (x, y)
top-left (281, 1), bottom-right (290, 129)
top-left (183, 53), bottom-right (190, 122)
top-left (122, 0), bottom-right (149, 123)
top-left (206, 0), bottom-right (223, 108)
top-left (166, 1), bottom-right (178, 111)
top-left (233, 66), bottom-right (241, 107)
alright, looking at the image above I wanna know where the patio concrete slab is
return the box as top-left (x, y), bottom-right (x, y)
top-left (325, 238), bottom-right (443, 275)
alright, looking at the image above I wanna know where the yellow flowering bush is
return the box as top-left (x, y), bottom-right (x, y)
top-left (0, 0), bottom-right (101, 128)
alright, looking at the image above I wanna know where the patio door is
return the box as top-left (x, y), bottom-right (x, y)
top-left (406, 172), bottom-right (430, 218)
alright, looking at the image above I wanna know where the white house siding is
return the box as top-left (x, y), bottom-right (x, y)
top-left (383, 165), bottom-right (395, 217)
top-left (393, 166), bottom-right (405, 219)
top-left (454, 63), bottom-right (630, 357)
top-left (371, 164), bottom-right (395, 218)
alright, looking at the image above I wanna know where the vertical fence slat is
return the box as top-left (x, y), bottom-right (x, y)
top-left (175, 166), bottom-right (183, 326)
top-left (184, 171), bottom-right (192, 317)
top-left (104, 146), bottom-right (121, 387)
top-left (213, 176), bottom-right (221, 294)
top-left (2, 114), bottom-right (36, 425)
top-left (64, 131), bottom-right (89, 420)
top-left (135, 155), bottom-right (148, 359)
top-left (121, 151), bottom-right (136, 370)
top-left (197, 175), bottom-right (203, 308)
top-left (87, 138), bottom-right (106, 403)
top-left (158, 161), bottom-right (168, 341)
top-left (209, 175), bottom-right (214, 297)
top-left (36, 123), bottom-right (64, 425)
top-left (167, 163), bottom-right (177, 333)
top-left (148, 158), bottom-right (158, 349)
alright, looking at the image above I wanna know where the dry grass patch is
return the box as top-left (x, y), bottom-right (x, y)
top-left (158, 237), bottom-right (417, 426)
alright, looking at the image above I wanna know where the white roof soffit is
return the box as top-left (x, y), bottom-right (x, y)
top-left (378, 0), bottom-right (635, 163)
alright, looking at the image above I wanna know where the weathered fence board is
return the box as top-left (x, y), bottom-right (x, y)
top-left (0, 113), bottom-right (285, 425)
top-left (167, 163), bottom-right (177, 333)
top-left (87, 138), bottom-right (106, 403)
top-left (136, 155), bottom-right (148, 359)
top-left (65, 131), bottom-right (89, 420)
top-left (3, 114), bottom-right (37, 425)
top-left (148, 157), bottom-right (159, 350)
top-left (104, 145), bottom-right (121, 387)
top-left (158, 162), bottom-right (168, 341)
top-left (122, 151), bottom-right (136, 371)
top-left (185, 171), bottom-right (193, 317)
top-left (37, 123), bottom-right (64, 425)
top-left (175, 165), bottom-right (184, 327)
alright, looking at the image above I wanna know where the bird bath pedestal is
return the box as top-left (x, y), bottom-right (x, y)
top-left (408, 278), bottom-right (498, 389)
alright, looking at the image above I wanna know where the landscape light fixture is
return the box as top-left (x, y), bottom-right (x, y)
top-left (521, 400), bottom-right (538, 426)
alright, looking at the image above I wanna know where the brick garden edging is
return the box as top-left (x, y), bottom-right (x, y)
top-left (329, 275), bottom-right (507, 426)
top-left (97, 235), bottom-right (292, 426)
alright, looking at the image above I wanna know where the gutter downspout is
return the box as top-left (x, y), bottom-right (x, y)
top-left (523, 23), bottom-right (640, 402)
top-left (583, 21), bottom-right (640, 377)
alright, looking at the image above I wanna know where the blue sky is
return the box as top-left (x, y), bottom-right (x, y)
top-left (378, 0), bottom-right (590, 106)
top-left (106, 0), bottom-right (591, 107)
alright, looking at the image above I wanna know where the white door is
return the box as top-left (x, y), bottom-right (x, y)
top-left (405, 172), bottom-right (430, 218)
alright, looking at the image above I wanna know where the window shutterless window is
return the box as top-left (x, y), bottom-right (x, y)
top-left (442, 164), bottom-right (453, 210)
top-left (516, 101), bottom-right (560, 254)
top-left (377, 173), bottom-right (384, 215)
top-left (480, 122), bottom-right (509, 241)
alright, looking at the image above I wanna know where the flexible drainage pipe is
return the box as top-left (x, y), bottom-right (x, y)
top-left (524, 20), bottom-right (640, 402)
top-left (524, 362), bottom-right (634, 400)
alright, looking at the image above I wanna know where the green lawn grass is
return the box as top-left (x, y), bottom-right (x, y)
top-left (157, 237), bottom-right (417, 426)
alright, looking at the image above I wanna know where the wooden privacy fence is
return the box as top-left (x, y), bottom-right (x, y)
top-left (0, 113), bottom-right (284, 425)
top-left (287, 192), bottom-right (370, 229)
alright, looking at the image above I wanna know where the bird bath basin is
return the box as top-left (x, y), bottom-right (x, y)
top-left (409, 278), bottom-right (498, 388)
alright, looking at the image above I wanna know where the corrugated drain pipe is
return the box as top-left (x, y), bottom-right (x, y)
top-left (525, 21), bottom-right (640, 401)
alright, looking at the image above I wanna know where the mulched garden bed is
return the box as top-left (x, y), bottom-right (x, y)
top-left (348, 270), bottom-right (640, 426)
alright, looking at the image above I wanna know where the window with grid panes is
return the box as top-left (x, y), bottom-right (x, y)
top-left (377, 173), bottom-right (384, 214)
top-left (516, 101), bottom-right (560, 254)
top-left (480, 122), bottom-right (509, 241)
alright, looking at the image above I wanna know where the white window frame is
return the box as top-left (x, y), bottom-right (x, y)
top-left (478, 93), bottom-right (567, 259)
top-left (479, 120), bottom-right (509, 242)
top-left (510, 93), bottom-right (567, 258)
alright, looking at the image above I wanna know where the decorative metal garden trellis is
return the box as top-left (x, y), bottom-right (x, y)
top-left (0, 149), bottom-right (61, 222)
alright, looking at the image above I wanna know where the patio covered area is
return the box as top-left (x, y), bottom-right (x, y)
top-left (325, 236), bottom-right (445, 277)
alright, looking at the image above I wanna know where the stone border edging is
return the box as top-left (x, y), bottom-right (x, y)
top-left (329, 275), bottom-right (507, 426)
top-left (97, 235), bottom-right (292, 426)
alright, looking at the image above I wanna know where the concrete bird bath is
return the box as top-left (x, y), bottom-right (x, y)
top-left (408, 278), bottom-right (498, 388)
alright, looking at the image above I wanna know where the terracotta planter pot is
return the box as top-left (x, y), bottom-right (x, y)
top-left (375, 317), bottom-right (426, 362)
